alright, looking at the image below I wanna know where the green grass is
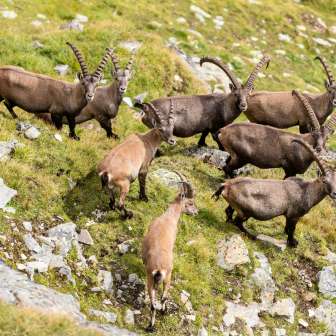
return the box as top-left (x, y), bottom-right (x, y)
top-left (0, 0), bottom-right (335, 335)
top-left (0, 301), bottom-right (101, 336)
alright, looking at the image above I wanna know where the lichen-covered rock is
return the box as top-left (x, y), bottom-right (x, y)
top-left (0, 178), bottom-right (17, 209)
top-left (318, 266), bottom-right (336, 298)
top-left (314, 300), bottom-right (336, 335)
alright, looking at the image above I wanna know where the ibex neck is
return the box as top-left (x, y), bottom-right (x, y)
top-left (108, 81), bottom-right (122, 104)
top-left (301, 133), bottom-right (318, 146)
top-left (221, 93), bottom-right (241, 124)
top-left (165, 198), bottom-right (184, 223)
top-left (312, 91), bottom-right (333, 122)
top-left (142, 129), bottom-right (162, 153)
top-left (70, 83), bottom-right (88, 112)
top-left (305, 179), bottom-right (327, 210)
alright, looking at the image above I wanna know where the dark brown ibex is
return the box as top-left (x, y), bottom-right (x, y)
top-left (244, 56), bottom-right (336, 133)
top-left (98, 101), bottom-right (176, 219)
top-left (142, 173), bottom-right (197, 332)
top-left (219, 90), bottom-right (336, 178)
top-left (37, 50), bottom-right (135, 138)
top-left (136, 56), bottom-right (270, 148)
top-left (0, 43), bottom-right (112, 139)
top-left (213, 139), bottom-right (336, 247)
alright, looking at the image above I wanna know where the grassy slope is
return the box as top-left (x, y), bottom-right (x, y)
top-left (0, 0), bottom-right (335, 335)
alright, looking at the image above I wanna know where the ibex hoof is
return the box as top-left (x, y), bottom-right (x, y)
top-left (287, 238), bottom-right (298, 248)
top-left (145, 325), bottom-right (155, 333)
top-left (70, 134), bottom-right (80, 141)
top-left (111, 133), bottom-right (119, 140)
top-left (139, 194), bottom-right (149, 202)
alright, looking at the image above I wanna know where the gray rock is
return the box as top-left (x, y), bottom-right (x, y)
top-left (32, 40), bottom-right (44, 49)
top-left (119, 41), bottom-right (142, 52)
top-left (150, 169), bottom-right (183, 187)
top-left (256, 234), bottom-right (286, 251)
top-left (1, 10), bottom-right (17, 19)
top-left (78, 229), bottom-right (94, 245)
top-left (217, 235), bottom-right (250, 271)
top-left (318, 266), bottom-right (336, 298)
top-left (198, 327), bottom-right (208, 336)
top-left (0, 140), bottom-right (21, 161)
top-left (275, 329), bottom-right (286, 336)
top-left (118, 240), bottom-right (132, 254)
top-left (269, 298), bottom-right (296, 324)
top-left (23, 234), bottom-right (41, 253)
top-left (60, 21), bottom-right (84, 32)
top-left (98, 270), bottom-right (113, 293)
top-left (184, 146), bottom-right (229, 169)
top-left (59, 265), bottom-right (76, 285)
top-left (22, 221), bottom-right (32, 232)
top-left (124, 309), bottom-right (135, 325)
top-left (190, 4), bottom-right (210, 23)
top-left (223, 301), bottom-right (264, 328)
top-left (0, 263), bottom-right (137, 335)
top-left (89, 309), bottom-right (117, 323)
top-left (54, 64), bottom-right (69, 76)
top-left (325, 249), bottom-right (336, 264)
top-left (17, 122), bottom-right (41, 140)
top-left (75, 14), bottom-right (88, 23)
top-left (25, 261), bottom-right (49, 279)
top-left (0, 178), bottom-right (17, 209)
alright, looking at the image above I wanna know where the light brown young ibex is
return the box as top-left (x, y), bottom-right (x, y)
top-left (0, 43), bottom-right (112, 139)
top-left (37, 50), bottom-right (135, 138)
top-left (218, 90), bottom-right (336, 178)
top-left (212, 139), bottom-right (336, 247)
top-left (136, 56), bottom-right (270, 148)
top-left (244, 56), bottom-right (336, 133)
top-left (97, 101), bottom-right (176, 219)
top-left (142, 174), bottom-right (197, 332)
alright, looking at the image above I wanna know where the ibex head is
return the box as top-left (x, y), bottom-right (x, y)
top-left (200, 55), bottom-right (270, 112)
top-left (315, 56), bottom-right (336, 107)
top-left (293, 139), bottom-right (336, 199)
top-left (110, 50), bottom-right (135, 95)
top-left (145, 101), bottom-right (176, 145)
top-left (67, 42), bottom-right (112, 103)
top-left (174, 172), bottom-right (198, 215)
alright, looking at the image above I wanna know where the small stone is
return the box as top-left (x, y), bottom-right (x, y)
top-left (75, 14), bottom-right (88, 23)
top-left (269, 298), bottom-right (296, 324)
top-left (299, 319), bottom-right (309, 328)
top-left (78, 229), bottom-right (93, 245)
top-left (122, 97), bottom-right (133, 107)
top-left (313, 37), bottom-right (332, 47)
top-left (60, 21), bottom-right (84, 32)
top-left (0, 178), bottom-right (17, 210)
top-left (31, 20), bottom-right (43, 27)
top-left (23, 234), bottom-right (41, 253)
top-left (217, 234), bottom-right (250, 271)
top-left (24, 126), bottom-right (41, 140)
top-left (278, 33), bottom-right (292, 43)
top-left (118, 241), bottom-right (131, 254)
top-left (54, 64), bottom-right (69, 76)
top-left (318, 266), bottom-right (336, 298)
top-left (98, 270), bottom-right (113, 293)
top-left (330, 26), bottom-right (336, 35)
top-left (36, 14), bottom-right (47, 20)
top-left (180, 290), bottom-right (190, 305)
top-left (0, 140), bottom-right (21, 161)
top-left (176, 17), bottom-right (187, 24)
top-left (22, 221), bottom-right (32, 232)
top-left (88, 255), bottom-right (98, 265)
top-left (54, 133), bottom-right (62, 142)
top-left (124, 309), bottom-right (135, 325)
top-left (25, 261), bottom-right (49, 278)
top-left (275, 329), bottom-right (286, 336)
top-left (103, 299), bottom-right (112, 305)
top-left (89, 309), bottom-right (117, 323)
top-left (256, 234), bottom-right (286, 251)
top-left (303, 292), bottom-right (316, 302)
top-left (128, 273), bottom-right (139, 284)
top-left (1, 10), bottom-right (17, 19)
top-left (17, 263), bottom-right (26, 271)
top-left (190, 5), bottom-right (210, 23)
top-left (119, 41), bottom-right (142, 52)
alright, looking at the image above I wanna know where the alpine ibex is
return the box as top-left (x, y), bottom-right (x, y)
top-left (98, 101), bottom-right (176, 219)
top-left (0, 43), bottom-right (112, 139)
top-left (37, 50), bottom-right (135, 138)
top-left (142, 174), bottom-right (197, 332)
top-left (136, 56), bottom-right (270, 147)
top-left (212, 139), bottom-right (336, 247)
top-left (219, 90), bottom-right (336, 178)
top-left (244, 56), bottom-right (336, 133)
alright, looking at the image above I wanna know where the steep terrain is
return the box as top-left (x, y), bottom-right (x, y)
top-left (0, 0), bottom-right (336, 335)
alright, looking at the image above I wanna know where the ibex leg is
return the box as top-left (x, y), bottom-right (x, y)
top-left (99, 118), bottom-right (118, 139)
top-left (232, 215), bottom-right (255, 240)
top-left (224, 155), bottom-right (242, 178)
top-left (211, 131), bottom-right (224, 150)
top-left (67, 115), bottom-right (80, 140)
top-left (146, 275), bottom-right (156, 332)
top-left (198, 130), bottom-right (209, 147)
top-left (225, 205), bottom-right (234, 222)
top-left (118, 180), bottom-right (132, 220)
top-left (139, 171), bottom-right (148, 202)
top-left (3, 99), bottom-right (18, 119)
top-left (285, 217), bottom-right (299, 247)
top-left (51, 114), bottom-right (63, 130)
top-left (161, 271), bottom-right (171, 314)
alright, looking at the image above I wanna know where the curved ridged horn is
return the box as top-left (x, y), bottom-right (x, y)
top-left (200, 56), bottom-right (241, 89)
top-left (315, 56), bottom-right (335, 85)
top-left (66, 42), bottom-right (89, 77)
top-left (174, 171), bottom-right (194, 198)
top-left (146, 102), bottom-right (165, 125)
top-left (292, 90), bottom-right (320, 132)
top-left (110, 50), bottom-right (121, 74)
top-left (168, 99), bottom-right (174, 125)
top-left (244, 55), bottom-right (270, 90)
top-left (324, 112), bottom-right (336, 133)
top-left (292, 139), bottom-right (328, 175)
top-left (125, 53), bottom-right (135, 72)
top-left (93, 47), bottom-right (113, 79)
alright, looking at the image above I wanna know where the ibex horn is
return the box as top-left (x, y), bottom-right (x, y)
top-left (245, 55), bottom-right (271, 91)
top-left (173, 171), bottom-right (194, 198)
top-left (66, 42), bottom-right (89, 78)
top-left (93, 47), bottom-right (113, 80)
top-left (168, 99), bottom-right (175, 125)
top-left (292, 90), bottom-right (320, 132)
top-left (315, 56), bottom-right (335, 85)
top-left (292, 139), bottom-right (328, 175)
top-left (324, 112), bottom-right (336, 134)
top-left (110, 50), bottom-right (121, 74)
top-left (200, 56), bottom-right (241, 89)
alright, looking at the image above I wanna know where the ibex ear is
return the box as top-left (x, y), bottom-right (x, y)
top-left (229, 83), bottom-right (235, 92)
top-left (77, 72), bottom-right (83, 81)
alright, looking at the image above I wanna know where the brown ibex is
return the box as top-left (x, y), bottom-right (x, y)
top-left (244, 56), bottom-right (336, 133)
top-left (213, 139), bottom-right (336, 247)
top-left (219, 90), bottom-right (336, 178)
top-left (98, 101), bottom-right (176, 219)
top-left (0, 43), bottom-right (112, 139)
top-left (37, 50), bottom-right (135, 138)
top-left (136, 56), bottom-right (270, 148)
top-left (142, 174), bottom-right (197, 332)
